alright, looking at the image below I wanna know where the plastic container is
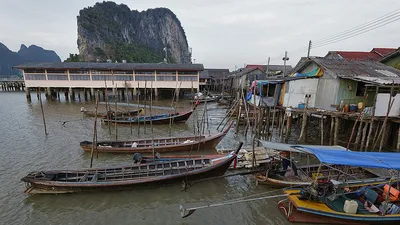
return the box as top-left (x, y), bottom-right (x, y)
top-left (349, 104), bottom-right (357, 112)
top-left (298, 103), bottom-right (305, 109)
top-left (344, 200), bottom-right (358, 214)
top-left (358, 101), bottom-right (364, 110)
top-left (344, 104), bottom-right (349, 112)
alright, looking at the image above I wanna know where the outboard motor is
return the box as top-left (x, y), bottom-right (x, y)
top-left (300, 178), bottom-right (334, 200)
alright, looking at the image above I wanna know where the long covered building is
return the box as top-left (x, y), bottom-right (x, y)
top-left (14, 62), bottom-right (204, 101)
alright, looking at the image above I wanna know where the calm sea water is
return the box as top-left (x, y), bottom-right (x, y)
top-left (0, 92), bottom-right (318, 225)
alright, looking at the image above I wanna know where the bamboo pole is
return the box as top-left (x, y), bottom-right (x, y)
top-left (38, 87), bottom-right (48, 135)
top-left (360, 121), bottom-right (369, 151)
top-left (320, 116), bottom-right (324, 145)
top-left (346, 112), bottom-right (363, 151)
top-left (379, 98), bottom-right (395, 152)
top-left (285, 111), bottom-right (292, 143)
top-left (241, 90), bottom-right (251, 137)
top-left (137, 82), bottom-right (140, 137)
top-left (144, 81), bottom-right (147, 134)
top-left (354, 120), bottom-right (363, 150)
top-left (270, 106), bottom-right (276, 141)
top-left (150, 81), bottom-right (155, 159)
top-left (366, 86), bottom-right (379, 151)
top-left (334, 117), bottom-right (339, 145)
top-left (125, 81), bottom-right (132, 134)
top-left (397, 126), bottom-right (400, 152)
top-left (329, 116), bottom-right (334, 145)
top-left (90, 93), bottom-right (99, 168)
top-left (114, 84), bottom-right (118, 141)
top-left (104, 79), bottom-right (111, 135)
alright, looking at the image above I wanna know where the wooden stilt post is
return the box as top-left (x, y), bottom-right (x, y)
top-left (360, 121), bottom-right (369, 151)
top-left (90, 91), bottom-right (99, 168)
top-left (114, 84), bottom-right (118, 141)
top-left (270, 106), bottom-right (276, 141)
top-left (334, 117), bottom-right (339, 145)
top-left (285, 110), bottom-right (292, 143)
top-left (366, 120), bottom-right (374, 151)
top-left (397, 126), bottom-right (400, 152)
top-left (320, 116), bottom-right (324, 145)
top-left (355, 121), bottom-right (363, 150)
top-left (298, 111), bottom-right (308, 143)
top-left (38, 87), bottom-right (48, 135)
top-left (329, 116), bottom-right (334, 145)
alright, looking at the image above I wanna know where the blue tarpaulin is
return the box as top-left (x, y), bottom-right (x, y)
top-left (302, 147), bottom-right (400, 170)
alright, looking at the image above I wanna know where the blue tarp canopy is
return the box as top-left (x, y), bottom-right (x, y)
top-left (303, 147), bottom-right (400, 170)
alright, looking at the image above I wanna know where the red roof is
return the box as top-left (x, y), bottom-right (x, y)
top-left (245, 64), bottom-right (264, 71)
top-left (335, 51), bottom-right (382, 61)
top-left (371, 48), bottom-right (397, 57)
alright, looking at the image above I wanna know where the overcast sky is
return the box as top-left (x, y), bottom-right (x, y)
top-left (0, 0), bottom-right (399, 69)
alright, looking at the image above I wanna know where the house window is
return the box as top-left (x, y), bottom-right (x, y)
top-left (356, 82), bottom-right (366, 96)
top-left (115, 75), bottom-right (133, 81)
top-left (70, 75), bottom-right (90, 80)
top-left (157, 76), bottom-right (176, 81)
top-left (178, 75), bottom-right (198, 81)
top-left (92, 75), bottom-right (113, 81)
top-left (135, 76), bottom-right (155, 81)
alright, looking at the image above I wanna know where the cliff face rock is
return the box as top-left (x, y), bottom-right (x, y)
top-left (77, 1), bottom-right (190, 63)
top-left (0, 42), bottom-right (61, 77)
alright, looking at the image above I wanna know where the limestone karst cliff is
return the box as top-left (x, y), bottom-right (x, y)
top-left (77, 1), bottom-right (191, 63)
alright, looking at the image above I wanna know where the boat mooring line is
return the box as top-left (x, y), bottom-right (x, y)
top-left (180, 194), bottom-right (289, 218)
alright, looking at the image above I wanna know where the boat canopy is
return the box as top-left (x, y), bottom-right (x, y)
top-left (304, 147), bottom-right (400, 170)
top-left (258, 140), bottom-right (347, 153)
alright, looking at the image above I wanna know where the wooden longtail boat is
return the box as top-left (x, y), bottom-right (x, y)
top-left (82, 109), bottom-right (143, 118)
top-left (101, 107), bottom-right (194, 125)
top-left (21, 143), bottom-right (243, 194)
top-left (279, 147), bottom-right (400, 224)
top-left (80, 121), bottom-right (234, 154)
top-left (256, 164), bottom-right (383, 188)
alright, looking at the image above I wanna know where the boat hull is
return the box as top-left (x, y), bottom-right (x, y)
top-left (80, 135), bottom-right (226, 154)
top-left (102, 110), bottom-right (193, 125)
top-left (22, 155), bottom-right (235, 194)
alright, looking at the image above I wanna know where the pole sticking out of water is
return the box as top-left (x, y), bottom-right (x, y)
top-left (114, 83), bottom-right (118, 141)
top-left (144, 80), bottom-right (147, 135)
top-left (125, 81), bottom-right (132, 134)
top-left (137, 82), bottom-right (140, 137)
top-left (104, 79), bottom-right (111, 135)
top-left (90, 92), bottom-right (99, 168)
top-left (38, 87), bottom-right (48, 135)
top-left (150, 81), bottom-right (155, 159)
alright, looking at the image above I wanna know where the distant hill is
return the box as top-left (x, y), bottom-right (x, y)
top-left (0, 43), bottom-right (61, 77)
top-left (76, 1), bottom-right (191, 63)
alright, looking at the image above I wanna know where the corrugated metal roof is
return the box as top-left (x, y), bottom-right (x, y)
top-left (371, 48), bottom-right (397, 57)
top-left (329, 51), bottom-right (382, 61)
top-left (245, 64), bottom-right (293, 75)
top-left (13, 62), bottom-right (204, 71)
top-left (200, 68), bottom-right (230, 79)
top-left (312, 57), bottom-right (400, 79)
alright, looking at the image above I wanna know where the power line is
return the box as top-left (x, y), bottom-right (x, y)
top-left (313, 14), bottom-right (400, 46)
top-left (311, 16), bottom-right (400, 49)
top-left (313, 8), bottom-right (400, 44)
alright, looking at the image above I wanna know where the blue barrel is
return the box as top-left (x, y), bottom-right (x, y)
top-left (349, 104), bottom-right (357, 112)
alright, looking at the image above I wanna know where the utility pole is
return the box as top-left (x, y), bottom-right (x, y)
top-left (265, 57), bottom-right (270, 79)
top-left (307, 40), bottom-right (312, 59)
top-left (282, 51), bottom-right (289, 77)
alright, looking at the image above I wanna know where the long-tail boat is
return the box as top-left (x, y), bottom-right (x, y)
top-left (21, 143), bottom-right (243, 194)
top-left (80, 121), bottom-right (234, 154)
top-left (279, 147), bottom-right (400, 224)
top-left (255, 141), bottom-right (386, 187)
top-left (101, 106), bottom-right (195, 125)
top-left (81, 108), bottom-right (143, 118)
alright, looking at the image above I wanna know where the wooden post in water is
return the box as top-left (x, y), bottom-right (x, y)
top-left (360, 121), bottom-right (369, 151)
top-left (320, 116), bottom-right (324, 145)
top-left (366, 86), bottom-right (379, 151)
top-left (104, 79), bottom-right (111, 135)
top-left (355, 120), bottom-right (363, 150)
top-left (144, 81), bottom-right (147, 134)
top-left (125, 81), bottom-right (133, 134)
top-left (90, 92), bottom-right (99, 168)
top-left (378, 87), bottom-right (395, 152)
top-left (114, 84), bottom-right (118, 141)
top-left (298, 110), bottom-right (308, 143)
top-left (270, 106), bottom-right (276, 141)
top-left (150, 81), bottom-right (155, 159)
top-left (329, 116), bottom-right (334, 145)
top-left (137, 82), bottom-right (141, 137)
top-left (334, 117), bottom-right (339, 145)
top-left (285, 111), bottom-right (292, 143)
top-left (38, 87), bottom-right (48, 135)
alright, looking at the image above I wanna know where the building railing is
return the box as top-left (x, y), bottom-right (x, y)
top-left (23, 70), bottom-right (199, 82)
